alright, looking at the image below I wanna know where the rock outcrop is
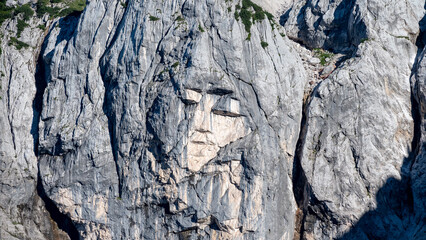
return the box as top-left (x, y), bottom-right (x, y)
top-left (284, 0), bottom-right (425, 239)
top-left (37, 0), bottom-right (305, 239)
top-left (0, 0), bottom-right (424, 239)
top-left (0, 4), bottom-right (71, 239)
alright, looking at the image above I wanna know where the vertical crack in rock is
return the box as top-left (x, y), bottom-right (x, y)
top-left (36, 170), bottom-right (80, 240)
top-left (410, 83), bottom-right (422, 166)
top-left (31, 42), bottom-right (47, 157)
top-left (292, 91), bottom-right (311, 240)
top-left (411, 15), bottom-right (425, 162)
top-left (100, 63), bottom-right (123, 198)
top-left (32, 27), bottom-right (80, 240)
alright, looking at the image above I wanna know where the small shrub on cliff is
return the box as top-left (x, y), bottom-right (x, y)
top-left (36, 0), bottom-right (60, 17)
top-left (235, 0), bottom-right (274, 34)
top-left (9, 37), bottom-right (29, 50)
top-left (0, 0), bottom-right (13, 25)
top-left (149, 15), bottom-right (160, 21)
top-left (37, 0), bottom-right (86, 18)
top-left (313, 48), bottom-right (334, 66)
top-left (59, 0), bottom-right (86, 16)
top-left (16, 19), bottom-right (28, 37)
top-left (14, 3), bottom-right (34, 20)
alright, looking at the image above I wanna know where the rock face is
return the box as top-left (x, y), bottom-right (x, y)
top-left (410, 15), bottom-right (426, 240)
top-left (284, 0), bottom-right (425, 239)
top-left (0, 7), bottom-right (72, 239)
top-left (0, 0), bottom-right (424, 239)
top-left (37, 0), bottom-right (305, 239)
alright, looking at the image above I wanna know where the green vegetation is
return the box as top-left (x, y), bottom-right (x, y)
top-left (120, 1), bottom-right (127, 8)
top-left (37, 0), bottom-right (86, 18)
top-left (149, 15), bottom-right (160, 21)
top-left (0, 0), bottom-right (13, 25)
top-left (58, 0), bottom-right (86, 17)
top-left (234, 11), bottom-right (239, 21)
top-left (360, 38), bottom-right (369, 43)
top-left (9, 37), bottom-right (29, 50)
top-left (14, 3), bottom-right (33, 20)
top-left (198, 24), bottom-right (204, 32)
top-left (16, 19), bottom-right (28, 37)
top-left (0, 0), bottom-right (85, 38)
top-left (0, 2), bottom-right (34, 38)
top-left (313, 48), bottom-right (334, 66)
top-left (234, 0), bottom-right (274, 34)
top-left (264, 11), bottom-right (274, 21)
top-left (239, 8), bottom-right (252, 32)
top-left (36, 0), bottom-right (60, 17)
top-left (396, 35), bottom-right (409, 40)
top-left (37, 24), bottom-right (46, 30)
top-left (175, 15), bottom-right (184, 22)
top-left (172, 62), bottom-right (179, 68)
top-left (174, 15), bottom-right (186, 30)
top-left (261, 41), bottom-right (268, 49)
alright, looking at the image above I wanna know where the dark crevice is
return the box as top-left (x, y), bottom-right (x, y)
top-left (31, 20), bottom-right (80, 240)
top-left (101, 79), bottom-right (123, 198)
top-left (292, 94), bottom-right (312, 240)
top-left (97, 8), bottom-right (131, 198)
top-left (30, 40), bottom-right (47, 157)
top-left (279, 7), bottom-right (292, 26)
top-left (410, 11), bottom-right (425, 164)
top-left (409, 93), bottom-right (422, 168)
top-left (95, 1), bottom-right (130, 199)
top-left (37, 170), bottom-right (80, 240)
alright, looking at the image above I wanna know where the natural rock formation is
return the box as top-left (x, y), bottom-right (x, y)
top-left (0, 0), bottom-right (424, 239)
top-left (410, 14), bottom-right (426, 240)
top-left (0, 4), bottom-right (70, 239)
top-left (37, 0), bottom-right (306, 239)
top-left (284, 0), bottom-right (425, 239)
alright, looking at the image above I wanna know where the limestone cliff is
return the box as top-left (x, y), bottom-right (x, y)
top-left (0, 0), bottom-right (424, 239)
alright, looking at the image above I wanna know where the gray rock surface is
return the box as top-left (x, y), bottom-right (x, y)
top-left (0, 0), bottom-right (424, 239)
top-left (37, 0), bottom-right (306, 239)
top-left (0, 9), bottom-right (70, 240)
top-left (284, 0), bottom-right (425, 239)
top-left (410, 17), bottom-right (426, 240)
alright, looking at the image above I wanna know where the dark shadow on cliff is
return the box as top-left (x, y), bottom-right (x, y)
top-left (31, 13), bottom-right (83, 240)
top-left (36, 170), bottom-right (80, 240)
top-left (338, 11), bottom-right (426, 240)
top-left (284, 0), bottom-right (366, 54)
top-left (55, 13), bottom-right (81, 46)
top-left (337, 158), bottom-right (418, 239)
top-left (31, 8), bottom-right (81, 156)
top-left (31, 39), bottom-right (47, 156)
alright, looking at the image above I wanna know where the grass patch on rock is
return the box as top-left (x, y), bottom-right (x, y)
top-left (9, 37), bottom-right (29, 50)
top-left (234, 0), bottom-right (275, 35)
top-left (313, 48), bottom-right (334, 66)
